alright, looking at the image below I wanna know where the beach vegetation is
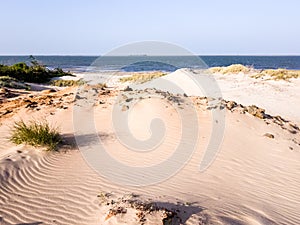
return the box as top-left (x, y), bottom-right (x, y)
top-left (209, 64), bottom-right (252, 74)
top-left (251, 69), bottom-right (300, 80)
top-left (10, 120), bottom-right (62, 151)
top-left (49, 79), bottom-right (86, 87)
top-left (209, 64), bottom-right (300, 81)
top-left (90, 83), bottom-right (107, 89)
top-left (0, 56), bottom-right (73, 84)
top-left (0, 76), bottom-right (31, 90)
top-left (120, 71), bottom-right (166, 83)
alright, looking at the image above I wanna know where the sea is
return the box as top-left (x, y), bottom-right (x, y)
top-left (0, 56), bottom-right (300, 73)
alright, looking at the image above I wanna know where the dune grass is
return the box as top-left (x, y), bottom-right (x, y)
top-left (251, 69), bottom-right (300, 80)
top-left (119, 71), bottom-right (166, 83)
top-left (209, 64), bottom-right (300, 81)
top-left (49, 79), bottom-right (86, 87)
top-left (209, 64), bottom-right (251, 74)
top-left (10, 120), bottom-right (62, 151)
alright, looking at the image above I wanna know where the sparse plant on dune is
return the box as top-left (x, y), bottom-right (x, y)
top-left (90, 83), bottom-right (107, 89)
top-left (10, 120), bottom-right (62, 151)
top-left (251, 69), bottom-right (300, 80)
top-left (209, 64), bottom-right (300, 81)
top-left (120, 71), bottom-right (166, 83)
top-left (49, 79), bottom-right (86, 87)
top-left (209, 64), bottom-right (251, 74)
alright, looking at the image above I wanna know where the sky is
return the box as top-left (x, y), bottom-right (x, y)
top-left (0, 0), bottom-right (300, 55)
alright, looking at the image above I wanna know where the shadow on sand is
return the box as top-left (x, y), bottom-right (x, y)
top-left (153, 201), bottom-right (205, 224)
top-left (0, 217), bottom-right (43, 225)
top-left (61, 132), bottom-right (114, 149)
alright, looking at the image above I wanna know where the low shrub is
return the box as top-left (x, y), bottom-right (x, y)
top-left (0, 56), bottom-right (73, 83)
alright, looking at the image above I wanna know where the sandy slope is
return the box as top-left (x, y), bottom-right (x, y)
top-left (131, 69), bottom-right (300, 123)
top-left (0, 74), bottom-right (299, 224)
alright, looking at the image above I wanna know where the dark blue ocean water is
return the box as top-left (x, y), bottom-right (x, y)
top-left (0, 55), bottom-right (300, 72)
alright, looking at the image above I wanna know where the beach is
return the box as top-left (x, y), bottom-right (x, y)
top-left (0, 66), bottom-right (299, 225)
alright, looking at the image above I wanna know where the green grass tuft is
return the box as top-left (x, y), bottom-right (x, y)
top-left (10, 120), bottom-right (62, 151)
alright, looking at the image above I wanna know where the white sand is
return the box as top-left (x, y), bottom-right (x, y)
top-left (131, 68), bottom-right (300, 123)
top-left (0, 71), bottom-right (299, 224)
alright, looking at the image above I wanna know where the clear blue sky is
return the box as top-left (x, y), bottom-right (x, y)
top-left (1, 0), bottom-right (300, 55)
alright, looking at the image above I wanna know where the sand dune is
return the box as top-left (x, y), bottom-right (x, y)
top-left (131, 68), bottom-right (300, 123)
top-left (0, 72), bottom-right (299, 224)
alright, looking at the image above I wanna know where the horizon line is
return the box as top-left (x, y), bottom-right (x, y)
top-left (1, 54), bottom-right (300, 57)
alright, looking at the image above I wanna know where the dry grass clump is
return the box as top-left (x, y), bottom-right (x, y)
top-left (89, 83), bottom-right (107, 89)
top-left (251, 69), bottom-right (300, 80)
top-left (120, 71), bottom-right (166, 83)
top-left (50, 79), bottom-right (86, 87)
top-left (10, 120), bottom-right (61, 151)
top-left (0, 76), bottom-right (30, 90)
top-left (209, 64), bottom-right (251, 74)
top-left (209, 64), bottom-right (300, 81)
